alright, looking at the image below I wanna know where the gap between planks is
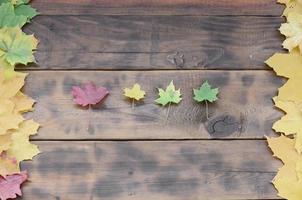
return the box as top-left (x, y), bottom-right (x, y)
top-left (30, 138), bottom-right (269, 142)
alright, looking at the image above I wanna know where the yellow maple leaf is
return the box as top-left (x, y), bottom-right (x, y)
top-left (0, 70), bottom-right (27, 98)
top-left (296, 159), bottom-right (302, 180)
top-left (266, 49), bottom-right (302, 78)
top-left (273, 97), bottom-right (302, 153)
top-left (278, 0), bottom-right (302, 16)
top-left (278, 0), bottom-right (290, 3)
top-left (266, 51), bottom-right (302, 103)
top-left (279, 79), bottom-right (302, 103)
top-left (0, 99), bottom-right (14, 115)
top-left (267, 134), bottom-right (300, 167)
top-left (11, 92), bottom-right (35, 113)
top-left (7, 120), bottom-right (40, 162)
top-left (280, 12), bottom-right (302, 52)
top-left (123, 83), bottom-right (146, 101)
top-left (0, 114), bottom-right (23, 135)
top-left (0, 152), bottom-right (19, 176)
top-left (0, 59), bottom-right (16, 80)
top-left (0, 133), bottom-right (12, 153)
top-left (0, 99), bottom-right (24, 135)
top-left (267, 135), bottom-right (302, 200)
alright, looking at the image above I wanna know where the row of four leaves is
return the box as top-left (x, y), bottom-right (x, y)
top-left (72, 81), bottom-right (219, 119)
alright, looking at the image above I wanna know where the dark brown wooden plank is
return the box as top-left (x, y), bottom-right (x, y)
top-left (22, 70), bottom-right (283, 140)
top-left (22, 16), bottom-right (283, 70)
top-left (31, 0), bottom-right (284, 16)
top-left (19, 140), bottom-right (282, 199)
top-left (20, 140), bottom-right (280, 199)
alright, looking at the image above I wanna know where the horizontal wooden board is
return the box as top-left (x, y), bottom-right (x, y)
top-left (22, 70), bottom-right (283, 140)
top-left (20, 140), bottom-right (281, 199)
top-left (22, 16), bottom-right (283, 70)
top-left (31, 0), bottom-right (284, 16)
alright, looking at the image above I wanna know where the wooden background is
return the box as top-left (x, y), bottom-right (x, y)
top-left (18, 0), bottom-right (285, 199)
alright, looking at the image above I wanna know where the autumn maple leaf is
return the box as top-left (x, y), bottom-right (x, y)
top-left (72, 82), bottom-right (109, 107)
top-left (123, 83), bottom-right (145, 108)
top-left (267, 135), bottom-right (302, 200)
top-left (0, 171), bottom-right (27, 200)
top-left (155, 81), bottom-right (182, 106)
top-left (0, 3), bottom-right (27, 28)
top-left (0, 27), bottom-right (38, 66)
top-left (193, 81), bottom-right (219, 119)
top-left (279, 12), bottom-right (302, 52)
top-left (193, 81), bottom-right (219, 103)
top-left (123, 83), bottom-right (145, 101)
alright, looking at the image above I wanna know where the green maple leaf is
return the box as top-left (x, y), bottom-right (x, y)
top-left (15, 4), bottom-right (38, 22)
top-left (155, 81), bottom-right (182, 106)
top-left (0, 2), bottom-right (27, 28)
top-left (16, 0), bottom-right (31, 5)
top-left (0, 27), bottom-right (38, 66)
top-left (193, 81), bottom-right (219, 103)
top-left (0, 0), bottom-right (37, 24)
top-left (0, 0), bottom-right (30, 6)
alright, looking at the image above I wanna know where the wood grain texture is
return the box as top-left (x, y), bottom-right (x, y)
top-left (31, 0), bottom-right (284, 16)
top-left (20, 140), bottom-right (281, 200)
top-left (22, 70), bottom-right (283, 140)
top-left (18, 2), bottom-right (284, 199)
top-left (22, 16), bottom-right (283, 70)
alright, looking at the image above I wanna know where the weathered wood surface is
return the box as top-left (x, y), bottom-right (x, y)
top-left (20, 140), bottom-right (281, 200)
top-left (31, 0), bottom-right (284, 16)
top-left (18, 1), bottom-right (284, 199)
top-left (22, 16), bottom-right (283, 70)
top-left (23, 70), bottom-right (283, 140)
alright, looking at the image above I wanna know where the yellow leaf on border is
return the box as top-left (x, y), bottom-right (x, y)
top-left (0, 98), bottom-right (24, 135)
top-left (0, 70), bottom-right (27, 98)
top-left (0, 152), bottom-right (19, 177)
top-left (267, 134), bottom-right (299, 164)
top-left (273, 97), bottom-right (302, 153)
top-left (266, 51), bottom-right (302, 103)
top-left (278, 0), bottom-right (290, 3)
top-left (7, 120), bottom-right (40, 162)
top-left (0, 133), bottom-right (12, 153)
top-left (0, 99), bottom-right (14, 115)
top-left (0, 113), bottom-right (24, 135)
top-left (280, 12), bottom-right (302, 52)
top-left (279, 0), bottom-right (302, 16)
top-left (267, 135), bottom-right (302, 200)
top-left (265, 50), bottom-right (302, 78)
top-left (296, 159), bottom-right (302, 180)
top-left (279, 79), bottom-right (302, 103)
top-left (11, 92), bottom-right (35, 113)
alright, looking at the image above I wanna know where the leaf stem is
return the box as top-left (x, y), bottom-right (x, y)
top-left (166, 102), bottom-right (171, 124)
top-left (132, 99), bottom-right (135, 109)
top-left (87, 104), bottom-right (91, 131)
top-left (205, 100), bottom-right (209, 120)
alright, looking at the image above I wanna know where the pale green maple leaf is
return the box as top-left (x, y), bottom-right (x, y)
top-left (15, 4), bottom-right (38, 21)
top-left (0, 0), bottom-right (37, 23)
top-left (0, 59), bottom-right (15, 79)
top-left (193, 81), bottom-right (219, 103)
top-left (0, 0), bottom-right (30, 6)
top-left (155, 81), bottom-right (182, 106)
top-left (0, 2), bottom-right (27, 28)
top-left (16, 0), bottom-right (30, 5)
top-left (0, 27), bottom-right (38, 66)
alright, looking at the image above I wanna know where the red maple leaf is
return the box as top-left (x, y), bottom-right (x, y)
top-left (0, 171), bottom-right (28, 200)
top-left (72, 82), bottom-right (109, 107)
